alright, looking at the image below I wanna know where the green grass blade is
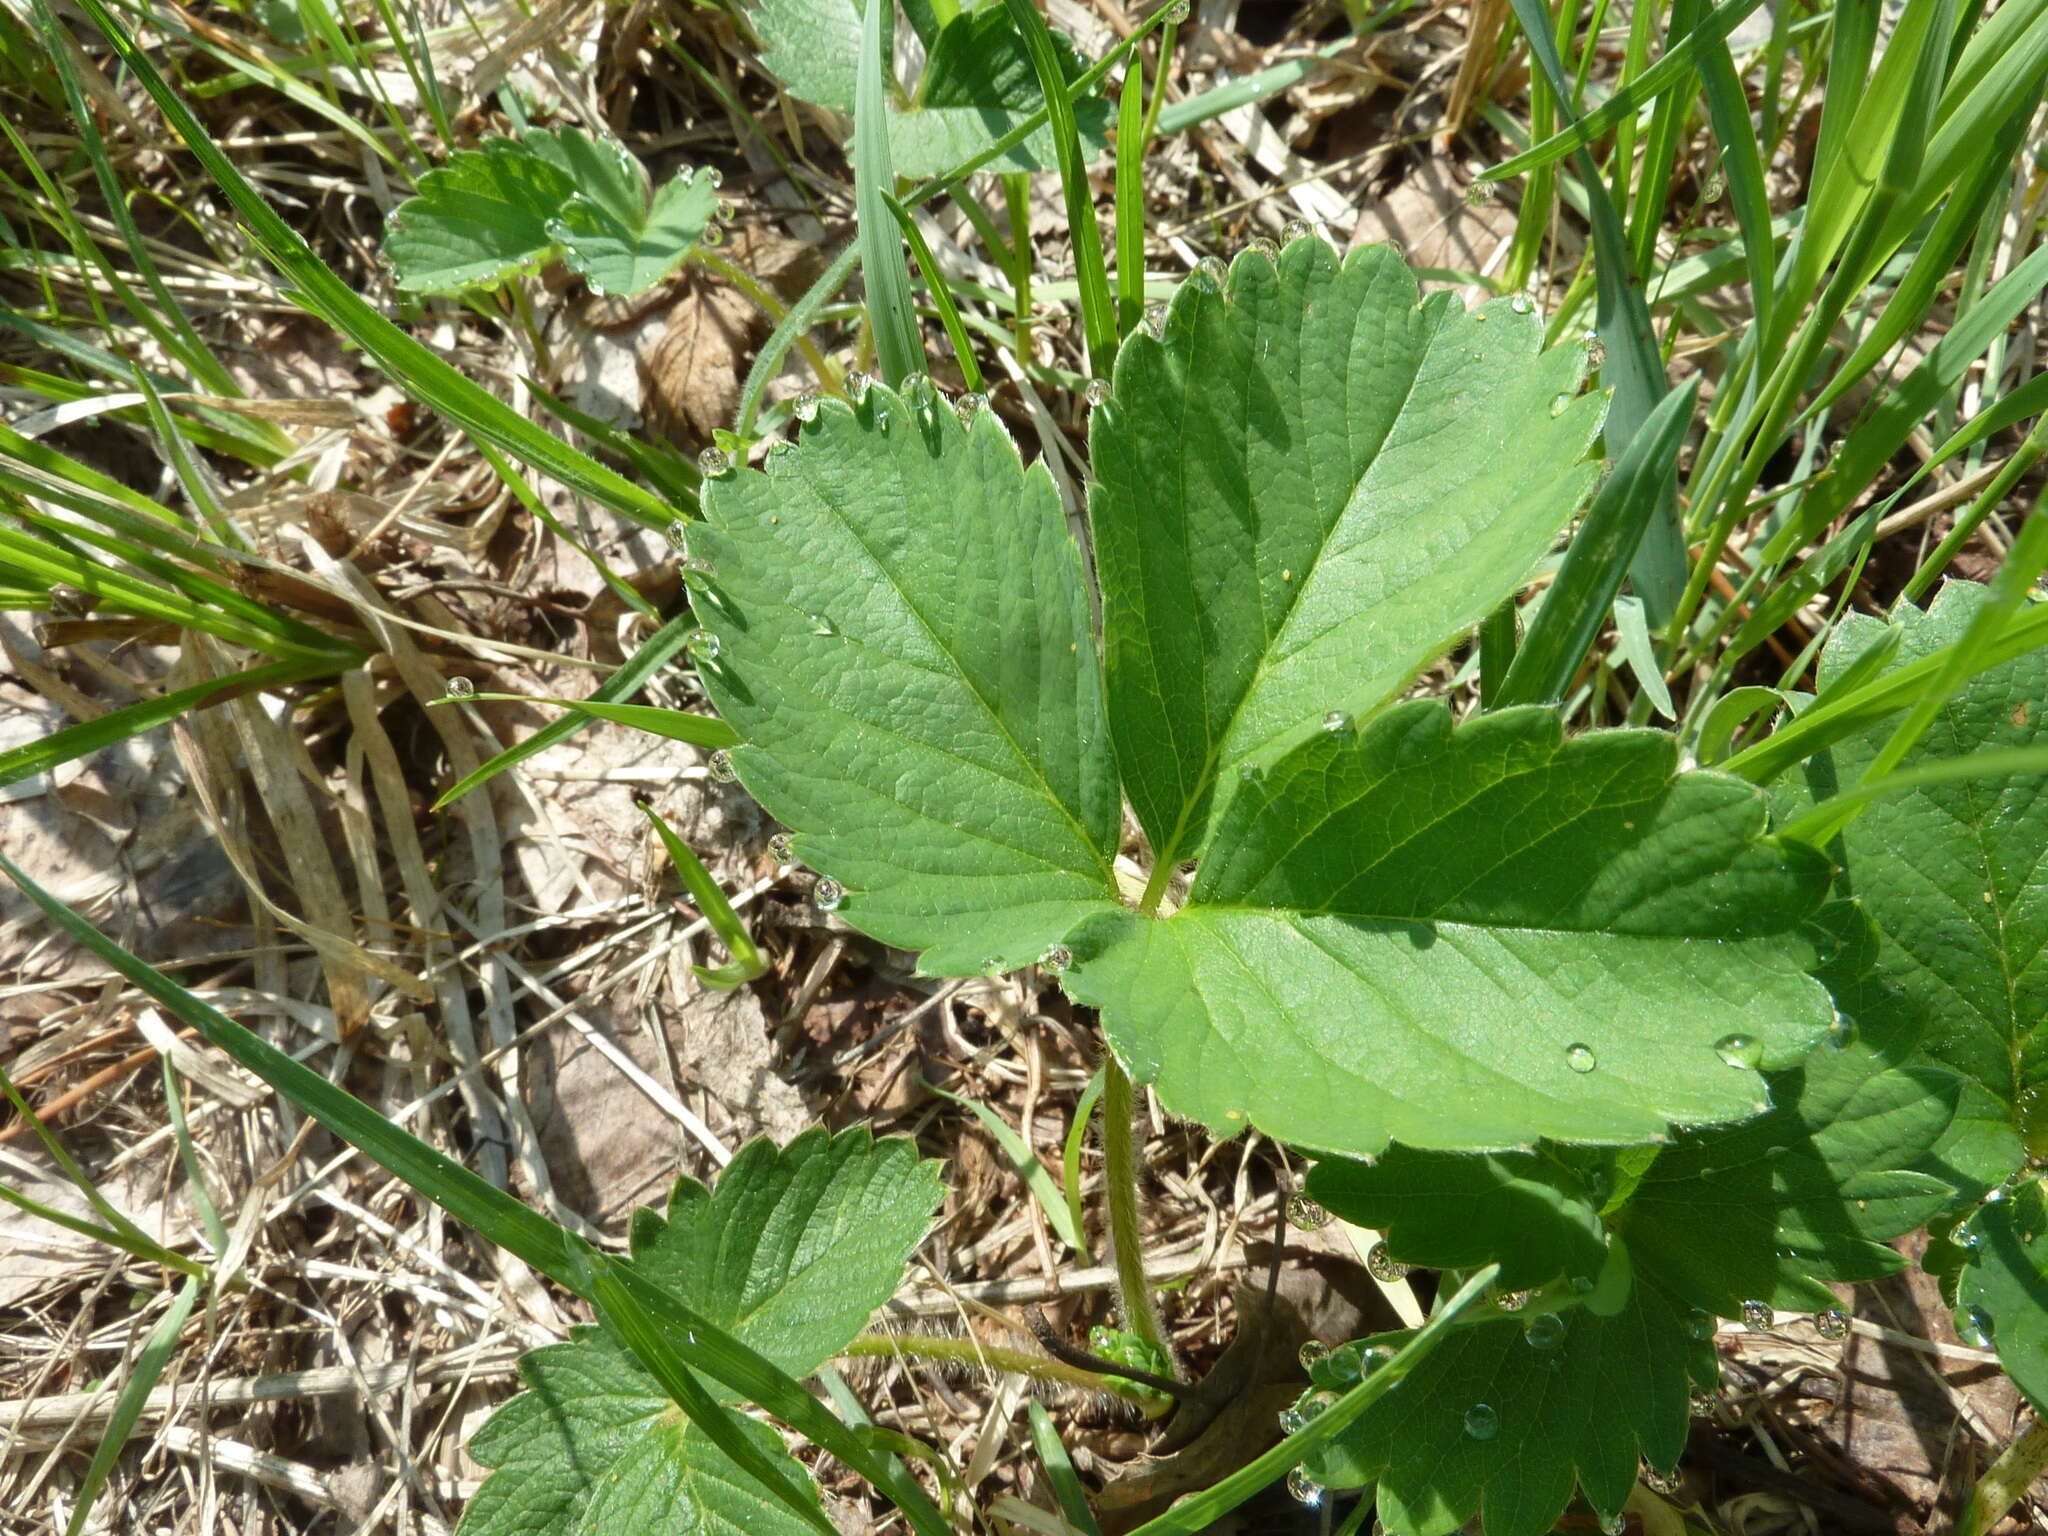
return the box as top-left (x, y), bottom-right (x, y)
top-left (63, 0), bottom-right (669, 526)
top-left (1498, 378), bottom-right (1697, 708)
top-left (1028, 1401), bottom-right (1106, 1536)
top-left (64, 1276), bottom-right (203, 1536)
top-left (1151, 41), bottom-right (1347, 135)
top-left (1781, 745), bottom-right (2048, 847)
top-left (1125, 1267), bottom-right (1500, 1536)
top-left (433, 610), bottom-right (702, 807)
top-left (855, 0), bottom-right (924, 384)
top-left (886, 194), bottom-right (984, 392)
top-left (922, 1077), bottom-right (1088, 1252)
top-left (1002, 0), bottom-right (1116, 374)
top-left (1696, 35), bottom-right (1776, 340)
top-left (638, 799), bottom-right (766, 988)
top-left (1482, 0), bottom-right (1767, 180)
top-left (0, 658), bottom-right (339, 791)
top-left (467, 695), bottom-right (742, 750)
top-left (1062, 1065), bottom-right (1104, 1263)
top-left (1504, 0), bottom-right (1683, 623)
top-left (1115, 54), bottom-right (1147, 340)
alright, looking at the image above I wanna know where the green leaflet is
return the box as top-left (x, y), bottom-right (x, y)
top-left (1956, 1176), bottom-right (2048, 1414)
top-left (460, 1130), bottom-right (942, 1536)
top-left (385, 129), bottom-right (716, 298)
top-left (689, 383), bottom-right (1123, 976)
top-left (1304, 1268), bottom-right (1711, 1536)
top-left (1796, 581), bottom-right (2048, 1188)
top-left (1062, 702), bottom-right (1835, 1154)
top-left (1306, 1149), bottom-right (1609, 1291)
top-left (751, 0), bottom-right (1108, 174)
top-left (1089, 239), bottom-right (1602, 867)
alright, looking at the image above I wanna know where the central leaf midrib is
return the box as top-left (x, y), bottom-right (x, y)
top-left (1146, 289), bottom-right (1443, 875)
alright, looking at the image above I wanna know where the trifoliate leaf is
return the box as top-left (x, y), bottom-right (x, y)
top-left (1304, 1267), bottom-right (1712, 1536)
top-left (1618, 903), bottom-right (1959, 1313)
top-left (385, 129), bottom-right (715, 299)
top-left (887, 8), bottom-right (1111, 174)
top-left (1306, 1148), bottom-right (1608, 1291)
top-left (385, 135), bottom-right (575, 293)
top-left (1089, 239), bottom-right (1603, 866)
top-left (460, 1130), bottom-right (939, 1536)
top-left (689, 384), bottom-right (1124, 976)
top-left (1062, 702), bottom-right (1835, 1155)
top-left (1796, 580), bottom-right (2048, 1190)
top-left (1955, 1174), bottom-right (2048, 1413)
top-left (460, 1331), bottom-right (825, 1536)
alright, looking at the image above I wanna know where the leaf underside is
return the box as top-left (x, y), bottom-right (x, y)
top-left (459, 1130), bottom-right (940, 1536)
top-left (1064, 701), bottom-right (1836, 1155)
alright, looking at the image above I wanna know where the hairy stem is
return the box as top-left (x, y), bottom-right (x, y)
top-left (1100, 1057), bottom-right (1170, 1358)
top-left (838, 1331), bottom-right (1152, 1403)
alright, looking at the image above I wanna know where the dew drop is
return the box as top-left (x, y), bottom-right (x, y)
top-left (1366, 1241), bottom-right (1410, 1283)
top-left (1958, 1304), bottom-right (1995, 1347)
top-left (808, 613), bottom-right (837, 637)
top-left (769, 832), bottom-right (796, 865)
top-left (715, 198), bottom-right (736, 223)
top-left (1143, 300), bottom-right (1168, 338)
top-left (1687, 1309), bottom-right (1715, 1342)
top-left (1494, 1288), bottom-right (1532, 1312)
top-left (445, 675), bottom-right (475, 700)
top-left (707, 749), bottom-right (738, 784)
top-left (955, 391), bottom-right (988, 422)
top-left (794, 390), bottom-right (820, 423)
top-left (1565, 1042), bottom-right (1597, 1073)
top-left (1463, 1402), bottom-right (1499, 1441)
top-left (1715, 1033), bottom-right (1762, 1069)
top-left (1245, 235), bottom-right (1280, 262)
top-left (1039, 944), bottom-right (1073, 975)
top-left (704, 167), bottom-right (724, 188)
top-left (685, 628), bottom-right (721, 662)
top-left (1523, 1312), bottom-right (1566, 1349)
top-left (1238, 760), bottom-right (1264, 783)
top-left (702, 221), bottom-right (726, 248)
top-left (813, 877), bottom-right (845, 912)
top-left (682, 555), bottom-right (717, 588)
top-left (1164, 0), bottom-right (1190, 21)
top-left (1509, 293), bottom-right (1535, 315)
top-left (1601, 1513), bottom-right (1628, 1535)
top-left (1194, 254), bottom-right (1227, 290)
top-left (1321, 709), bottom-right (1352, 735)
top-left (665, 519), bottom-right (691, 550)
top-left (1702, 170), bottom-right (1725, 202)
top-left (1085, 378), bottom-right (1111, 407)
top-left (1815, 1307), bottom-right (1850, 1341)
top-left (1286, 1194), bottom-right (1330, 1231)
top-left (1550, 392), bottom-right (1575, 417)
top-left (1740, 1299), bottom-right (1772, 1332)
top-left (874, 408), bottom-right (892, 429)
top-left (697, 447), bottom-right (731, 477)
top-left (1828, 1010), bottom-right (1858, 1049)
top-left (1298, 1339), bottom-right (1330, 1370)
top-left (1643, 1465), bottom-right (1681, 1496)
top-left (1282, 218), bottom-right (1313, 243)
top-left (1569, 1274), bottom-right (1595, 1295)
top-left (1285, 1467), bottom-right (1323, 1507)
top-left (847, 370), bottom-right (872, 402)
top-left (1465, 179), bottom-right (1497, 208)
top-left (1277, 1405), bottom-right (1307, 1435)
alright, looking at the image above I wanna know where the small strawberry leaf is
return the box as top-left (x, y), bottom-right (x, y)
top-left (384, 136), bottom-right (574, 293)
top-left (1792, 580), bottom-right (2048, 1192)
top-left (689, 383), bottom-right (1124, 977)
top-left (385, 129), bottom-right (715, 299)
top-left (1090, 241), bottom-right (1603, 867)
top-left (1303, 1266), bottom-right (1711, 1536)
top-left (1305, 1148), bottom-right (1608, 1291)
top-left (1955, 1174), bottom-right (2048, 1413)
top-left (1062, 701), bottom-right (1835, 1154)
top-left (459, 1130), bottom-right (941, 1536)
